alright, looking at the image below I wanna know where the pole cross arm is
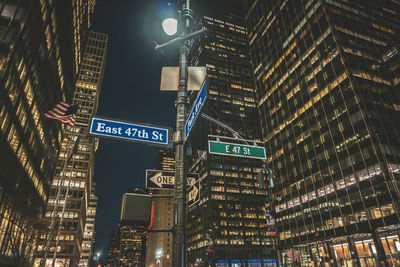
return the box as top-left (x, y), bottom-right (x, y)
top-left (148, 228), bottom-right (173, 232)
top-left (155, 27), bottom-right (206, 51)
top-left (136, 227), bottom-right (173, 233)
top-left (151, 194), bottom-right (174, 198)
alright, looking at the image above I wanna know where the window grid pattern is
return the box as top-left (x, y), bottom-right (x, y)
top-left (246, 0), bottom-right (400, 265)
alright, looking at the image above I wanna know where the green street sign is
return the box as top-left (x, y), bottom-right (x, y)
top-left (208, 140), bottom-right (266, 160)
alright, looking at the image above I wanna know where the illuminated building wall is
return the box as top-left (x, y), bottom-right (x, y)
top-left (79, 183), bottom-right (98, 266)
top-left (71, 0), bottom-right (96, 79)
top-left (146, 149), bottom-right (174, 267)
top-left (186, 14), bottom-right (276, 266)
top-left (245, 0), bottom-right (400, 265)
top-left (35, 31), bottom-right (108, 267)
top-left (117, 226), bottom-right (146, 267)
top-left (0, 0), bottom-right (93, 265)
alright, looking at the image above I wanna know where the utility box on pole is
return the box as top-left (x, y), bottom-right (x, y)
top-left (120, 193), bottom-right (152, 226)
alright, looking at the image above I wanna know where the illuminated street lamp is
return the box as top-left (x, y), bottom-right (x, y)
top-left (96, 251), bottom-right (101, 264)
top-left (156, 249), bottom-right (163, 266)
top-left (156, 1), bottom-right (205, 267)
top-left (161, 18), bottom-right (177, 36)
top-left (158, 1), bottom-right (192, 267)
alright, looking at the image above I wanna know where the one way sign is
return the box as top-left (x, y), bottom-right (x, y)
top-left (187, 179), bottom-right (201, 207)
top-left (146, 170), bottom-right (198, 190)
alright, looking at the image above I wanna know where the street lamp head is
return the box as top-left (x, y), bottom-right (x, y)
top-left (162, 18), bottom-right (177, 36)
top-left (156, 248), bottom-right (163, 258)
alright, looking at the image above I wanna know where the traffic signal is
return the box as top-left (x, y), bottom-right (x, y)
top-left (268, 169), bottom-right (279, 180)
top-left (268, 169), bottom-right (279, 188)
top-left (314, 232), bottom-right (320, 238)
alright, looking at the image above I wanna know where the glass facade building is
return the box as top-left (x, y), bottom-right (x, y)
top-left (118, 225), bottom-right (146, 267)
top-left (105, 225), bottom-right (147, 267)
top-left (34, 31), bottom-right (108, 267)
top-left (186, 14), bottom-right (276, 267)
top-left (106, 191), bottom-right (148, 267)
top-left (0, 0), bottom-right (93, 265)
top-left (245, 0), bottom-right (400, 266)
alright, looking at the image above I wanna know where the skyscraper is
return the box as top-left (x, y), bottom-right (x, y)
top-left (35, 31), bottom-right (108, 267)
top-left (0, 1), bottom-right (94, 265)
top-left (106, 188), bottom-right (149, 267)
top-left (146, 149), bottom-right (175, 267)
top-left (245, 0), bottom-right (400, 265)
top-left (186, 14), bottom-right (276, 266)
top-left (118, 225), bottom-right (146, 267)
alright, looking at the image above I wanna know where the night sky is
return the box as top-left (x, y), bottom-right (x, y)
top-left (91, 0), bottom-right (243, 260)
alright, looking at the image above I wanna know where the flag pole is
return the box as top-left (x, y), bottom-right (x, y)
top-left (51, 133), bottom-right (80, 267)
top-left (42, 127), bottom-right (79, 267)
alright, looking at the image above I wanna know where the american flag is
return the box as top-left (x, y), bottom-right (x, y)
top-left (42, 102), bottom-right (78, 126)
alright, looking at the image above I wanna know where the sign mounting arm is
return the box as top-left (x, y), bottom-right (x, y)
top-left (201, 113), bottom-right (249, 145)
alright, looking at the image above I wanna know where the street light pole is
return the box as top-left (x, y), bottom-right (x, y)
top-left (173, 1), bottom-right (192, 266)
